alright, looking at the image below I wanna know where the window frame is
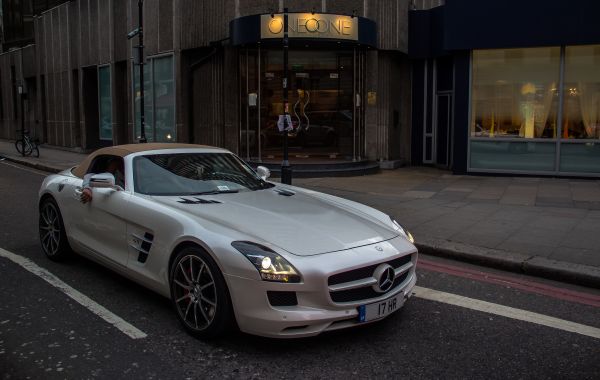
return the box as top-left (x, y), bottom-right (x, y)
top-left (467, 45), bottom-right (600, 177)
top-left (98, 64), bottom-right (113, 141)
top-left (131, 52), bottom-right (176, 143)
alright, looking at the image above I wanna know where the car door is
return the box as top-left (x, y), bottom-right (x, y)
top-left (72, 155), bottom-right (131, 268)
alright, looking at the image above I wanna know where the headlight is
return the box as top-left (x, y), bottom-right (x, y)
top-left (391, 218), bottom-right (415, 244)
top-left (231, 241), bottom-right (301, 283)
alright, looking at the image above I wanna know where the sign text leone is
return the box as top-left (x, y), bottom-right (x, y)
top-left (260, 14), bottom-right (358, 41)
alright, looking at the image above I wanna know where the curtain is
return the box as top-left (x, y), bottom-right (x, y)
top-left (579, 82), bottom-right (600, 138)
top-left (536, 82), bottom-right (556, 137)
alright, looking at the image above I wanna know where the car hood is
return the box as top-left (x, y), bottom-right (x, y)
top-left (150, 189), bottom-right (397, 256)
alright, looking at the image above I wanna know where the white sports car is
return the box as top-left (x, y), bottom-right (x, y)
top-left (38, 144), bottom-right (417, 338)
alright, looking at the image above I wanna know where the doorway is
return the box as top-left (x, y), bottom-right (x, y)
top-left (240, 47), bottom-right (364, 162)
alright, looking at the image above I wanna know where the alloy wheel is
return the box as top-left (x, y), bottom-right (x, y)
top-left (39, 203), bottom-right (61, 256)
top-left (172, 255), bottom-right (218, 331)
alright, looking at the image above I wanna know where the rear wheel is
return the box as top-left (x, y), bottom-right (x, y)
top-left (39, 198), bottom-right (71, 261)
top-left (31, 143), bottom-right (39, 158)
top-left (169, 247), bottom-right (233, 339)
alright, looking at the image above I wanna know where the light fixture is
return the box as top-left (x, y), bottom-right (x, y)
top-left (232, 241), bottom-right (301, 283)
top-left (390, 217), bottom-right (415, 244)
top-left (261, 257), bottom-right (272, 270)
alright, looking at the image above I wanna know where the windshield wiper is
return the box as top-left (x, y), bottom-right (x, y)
top-left (188, 189), bottom-right (240, 195)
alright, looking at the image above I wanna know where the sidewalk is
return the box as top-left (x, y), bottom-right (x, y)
top-left (2, 139), bottom-right (599, 288)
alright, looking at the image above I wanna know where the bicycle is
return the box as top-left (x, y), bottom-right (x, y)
top-left (15, 130), bottom-right (40, 158)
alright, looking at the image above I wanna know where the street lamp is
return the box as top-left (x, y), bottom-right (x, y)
top-left (281, 8), bottom-right (293, 185)
top-left (128, 0), bottom-right (147, 143)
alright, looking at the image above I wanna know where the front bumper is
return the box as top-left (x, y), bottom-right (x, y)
top-left (225, 237), bottom-right (417, 338)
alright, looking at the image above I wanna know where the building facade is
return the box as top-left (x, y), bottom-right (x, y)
top-left (410, 0), bottom-right (600, 176)
top-left (0, 0), bottom-right (422, 168)
top-left (1, 0), bottom-right (598, 177)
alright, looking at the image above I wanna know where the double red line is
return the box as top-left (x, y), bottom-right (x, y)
top-left (418, 258), bottom-right (600, 308)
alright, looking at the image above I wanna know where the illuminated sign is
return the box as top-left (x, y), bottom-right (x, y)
top-left (260, 13), bottom-right (358, 41)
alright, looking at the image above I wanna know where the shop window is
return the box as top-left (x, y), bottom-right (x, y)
top-left (561, 45), bottom-right (600, 140)
top-left (471, 47), bottom-right (560, 139)
top-left (133, 55), bottom-right (175, 142)
top-left (98, 65), bottom-right (113, 141)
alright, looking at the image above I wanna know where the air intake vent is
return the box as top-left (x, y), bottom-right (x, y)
top-left (267, 291), bottom-right (298, 306)
top-left (178, 197), bottom-right (222, 204)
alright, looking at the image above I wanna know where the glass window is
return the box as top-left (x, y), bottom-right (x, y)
top-left (98, 65), bottom-right (112, 141)
top-left (133, 153), bottom-right (273, 195)
top-left (559, 142), bottom-right (600, 173)
top-left (259, 49), bottom-right (355, 158)
top-left (471, 48), bottom-right (560, 139)
top-left (470, 141), bottom-right (556, 172)
top-left (153, 56), bottom-right (176, 142)
top-left (134, 55), bottom-right (175, 142)
top-left (562, 45), bottom-right (600, 139)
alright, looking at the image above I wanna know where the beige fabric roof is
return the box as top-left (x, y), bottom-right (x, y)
top-left (71, 143), bottom-right (216, 178)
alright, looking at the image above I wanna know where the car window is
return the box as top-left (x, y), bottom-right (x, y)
top-left (87, 155), bottom-right (125, 188)
top-left (133, 152), bottom-right (273, 196)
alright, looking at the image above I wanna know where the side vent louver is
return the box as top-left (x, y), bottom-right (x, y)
top-left (129, 232), bottom-right (154, 264)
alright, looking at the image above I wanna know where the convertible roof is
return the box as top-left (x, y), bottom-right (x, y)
top-left (71, 143), bottom-right (217, 178)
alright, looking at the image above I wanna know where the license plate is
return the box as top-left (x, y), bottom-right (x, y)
top-left (358, 293), bottom-right (404, 323)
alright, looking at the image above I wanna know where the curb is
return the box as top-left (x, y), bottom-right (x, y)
top-left (3, 152), bottom-right (599, 289)
top-left (0, 154), bottom-right (62, 174)
top-left (416, 237), bottom-right (600, 289)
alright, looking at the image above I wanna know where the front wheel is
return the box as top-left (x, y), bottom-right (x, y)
top-left (169, 247), bottom-right (234, 339)
top-left (15, 139), bottom-right (32, 155)
top-left (39, 198), bottom-right (71, 261)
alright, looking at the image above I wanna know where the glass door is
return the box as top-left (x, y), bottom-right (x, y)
top-left (258, 49), bottom-right (356, 160)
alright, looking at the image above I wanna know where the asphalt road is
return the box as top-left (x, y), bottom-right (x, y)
top-left (0, 160), bottom-right (599, 380)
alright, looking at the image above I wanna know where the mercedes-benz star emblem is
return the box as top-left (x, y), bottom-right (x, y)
top-left (372, 264), bottom-right (395, 293)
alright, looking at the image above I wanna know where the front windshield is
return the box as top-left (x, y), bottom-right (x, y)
top-left (133, 152), bottom-right (271, 196)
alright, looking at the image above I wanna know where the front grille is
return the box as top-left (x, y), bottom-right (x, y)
top-left (328, 254), bottom-right (412, 286)
top-left (328, 253), bottom-right (413, 303)
top-left (330, 271), bottom-right (410, 303)
top-left (267, 291), bottom-right (298, 307)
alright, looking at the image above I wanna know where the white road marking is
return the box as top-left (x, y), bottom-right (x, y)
top-left (0, 160), bottom-right (47, 176)
top-left (0, 247), bottom-right (147, 339)
top-left (413, 286), bottom-right (600, 340)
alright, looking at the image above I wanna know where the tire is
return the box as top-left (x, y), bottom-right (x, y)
top-left (169, 247), bottom-right (234, 339)
top-left (32, 144), bottom-right (40, 158)
top-left (15, 139), bottom-right (32, 156)
top-left (39, 197), bottom-right (72, 261)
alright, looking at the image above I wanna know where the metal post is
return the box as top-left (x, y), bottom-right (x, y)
top-left (258, 45), bottom-right (262, 162)
top-left (138, 0), bottom-right (147, 143)
top-left (20, 86), bottom-right (25, 156)
top-left (281, 9), bottom-right (292, 184)
top-left (352, 47), bottom-right (356, 161)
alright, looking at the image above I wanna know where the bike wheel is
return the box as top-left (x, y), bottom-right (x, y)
top-left (14, 140), bottom-right (32, 155)
top-left (32, 144), bottom-right (40, 158)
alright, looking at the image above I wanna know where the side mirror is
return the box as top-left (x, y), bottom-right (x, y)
top-left (89, 173), bottom-right (116, 189)
top-left (256, 166), bottom-right (270, 181)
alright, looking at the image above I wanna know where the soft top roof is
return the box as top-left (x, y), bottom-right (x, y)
top-left (71, 143), bottom-right (219, 178)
